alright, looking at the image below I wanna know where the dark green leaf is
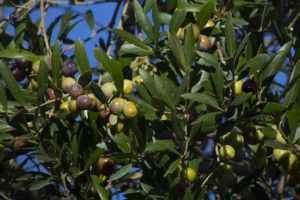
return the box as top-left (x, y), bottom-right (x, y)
top-left (191, 112), bottom-right (222, 133)
top-left (261, 102), bottom-right (287, 113)
top-left (283, 61), bottom-right (300, 105)
top-left (85, 9), bottom-right (95, 31)
top-left (119, 43), bottom-right (155, 56)
top-left (234, 33), bottom-right (250, 66)
top-left (164, 158), bottom-right (181, 177)
top-left (75, 38), bottom-right (90, 74)
top-left (71, 136), bottom-right (79, 167)
top-left (259, 41), bottom-right (292, 87)
top-left (29, 177), bottom-right (53, 191)
top-left (231, 168), bottom-right (263, 194)
top-left (0, 60), bottom-right (25, 106)
top-left (135, 84), bottom-right (152, 104)
top-left (211, 65), bottom-right (224, 102)
top-left (231, 93), bottom-right (252, 106)
top-left (84, 148), bottom-right (103, 170)
top-left (91, 175), bottom-right (109, 200)
top-left (154, 75), bottom-right (175, 109)
top-left (239, 54), bottom-right (269, 76)
top-left (90, 81), bottom-right (107, 103)
top-left (169, 9), bottom-right (186, 32)
top-left (181, 93), bottom-right (221, 110)
top-left (184, 25), bottom-right (195, 67)
top-left (133, 0), bottom-right (154, 41)
top-left (109, 58), bottom-right (124, 94)
top-left (0, 81), bottom-right (7, 111)
top-left (225, 13), bottom-right (236, 57)
top-left (15, 22), bottom-right (26, 48)
top-left (51, 41), bottom-right (61, 88)
top-left (145, 140), bottom-right (181, 156)
top-left (196, 1), bottom-right (214, 30)
top-left (174, 70), bottom-right (190, 107)
top-left (111, 29), bottom-right (150, 50)
top-left (158, 12), bottom-right (172, 25)
top-left (125, 94), bottom-right (155, 110)
top-left (0, 133), bottom-right (13, 140)
top-left (78, 70), bottom-right (92, 87)
top-left (0, 48), bottom-right (45, 61)
top-left (264, 139), bottom-right (289, 150)
top-left (168, 31), bottom-right (186, 68)
top-left (109, 132), bottom-right (131, 153)
top-left (93, 48), bottom-right (111, 72)
top-left (288, 104), bottom-right (300, 143)
top-left (152, 1), bottom-right (160, 45)
top-left (58, 11), bottom-right (73, 38)
top-left (139, 68), bottom-right (160, 98)
top-left (109, 164), bottom-right (132, 182)
top-left (196, 51), bottom-right (219, 68)
top-left (293, 127), bottom-right (300, 144)
top-left (37, 60), bottom-right (49, 104)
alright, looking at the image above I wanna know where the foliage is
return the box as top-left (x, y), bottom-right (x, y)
top-left (0, 0), bottom-right (300, 199)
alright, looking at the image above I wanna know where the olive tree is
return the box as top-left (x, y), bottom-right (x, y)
top-left (0, 0), bottom-right (300, 199)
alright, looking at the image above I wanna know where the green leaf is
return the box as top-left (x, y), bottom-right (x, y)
top-left (51, 41), bottom-right (61, 88)
top-left (174, 69), bottom-right (190, 107)
top-left (196, 1), bottom-right (214, 30)
top-left (135, 84), bottom-right (152, 104)
top-left (192, 111), bottom-right (222, 133)
top-left (133, 0), bottom-right (154, 41)
top-left (145, 140), bottom-right (181, 156)
top-left (93, 48), bottom-right (111, 72)
top-left (0, 60), bottom-right (25, 106)
top-left (164, 158), bottom-right (181, 177)
top-left (77, 70), bottom-right (92, 87)
top-left (152, 1), bottom-right (160, 45)
top-left (71, 136), bottom-right (79, 167)
top-left (109, 132), bottom-right (131, 153)
top-left (90, 81), bottom-right (107, 103)
top-left (169, 9), bottom-right (186, 32)
top-left (91, 175), bottom-right (109, 200)
top-left (110, 58), bottom-right (124, 94)
top-left (184, 25), bottom-right (195, 67)
top-left (211, 65), bottom-right (224, 102)
top-left (196, 51), bottom-right (219, 68)
top-left (29, 177), bottom-right (53, 191)
top-left (293, 127), bottom-right (300, 144)
top-left (153, 75), bottom-right (175, 109)
top-left (234, 33), bottom-right (250, 66)
top-left (261, 102), bottom-right (287, 113)
top-left (284, 60), bottom-right (300, 105)
top-left (0, 81), bottom-right (7, 111)
top-left (239, 54), bottom-right (269, 76)
top-left (111, 29), bottom-right (150, 50)
top-left (0, 48), bottom-right (45, 61)
top-left (37, 60), bottom-right (49, 105)
top-left (119, 43), bottom-right (155, 56)
top-left (109, 164), bottom-right (132, 182)
top-left (225, 12), bottom-right (236, 57)
top-left (15, 21), bottom-right (26, 48)
top-left (231, 168), bottom-right (263, 195)
top-left (259, 41), bottom-right (292, 87)
top-left (58, 11), bottom-right (73, 38)
top-left (125, 94), bottom-right (155, 110)
top-left (168, 31), bottom-right (186, 68)
top-left (139, 68), bottom-right (160, 98)
top-left (75, 38), bottom-right (90, 74)
top-left (288, 104), bottom-right (300, 143)
top-left (85, 9), bottom-right (95, 31)
top-left (181, 93), bottom-right (221, 110)
top-left (158, 12), bottom-right (172, 25)
top-left (84, 148), bottom-right (103, 170)
top-left (264, 139), bottom-right (289, 150)
top-left (231, 93), bottom-right (252, 106)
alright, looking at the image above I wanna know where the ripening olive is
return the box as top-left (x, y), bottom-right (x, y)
top-left (101, 82), bottom-right (117, 99)
top-left (123, 101), bottom-right (138, 118)
top-left (68, 83), bottom-right (83, 98)
top-left (97, 157), bottom-right (115, 176)
top-left (62, 60), bottom-right (78, 76)
top-left (123, 79), bottom-right (133, 94)
top-left (76, 95), bottom-right (93, 110)
top-left (109, 98), bottom-right (125, 114)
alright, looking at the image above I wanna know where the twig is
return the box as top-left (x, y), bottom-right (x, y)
top-left (26, 93), bottom-right (69, 112)
top-left (48, 0), bottom-right (119, 6)
top-left (60, 172), bottom-right (71, 200)
top-left (39, 0), bottom-right (52, 54)
top-left (201, 172), bottom-right (214, 188)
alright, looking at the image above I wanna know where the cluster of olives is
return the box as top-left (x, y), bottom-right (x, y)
top-left (10, 58), bottom-right (31, 81)
top-left (177, 23), bottom-right (212, 52)
top-left (100, 80), bottom-right (138, 132)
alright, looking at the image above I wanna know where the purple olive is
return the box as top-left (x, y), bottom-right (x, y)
top-left (68, 83), bottom-right (83, 98)
top-left (76, 95), bottom-right (92, 110)
top-left (242, 79), bottom-right (257, 93)
top-left (11, 64), bottom-right (26, 81)
top-left (15, 58), bottom-right (31, 69)
top-left (62, 60), bottom-right (78, 76)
